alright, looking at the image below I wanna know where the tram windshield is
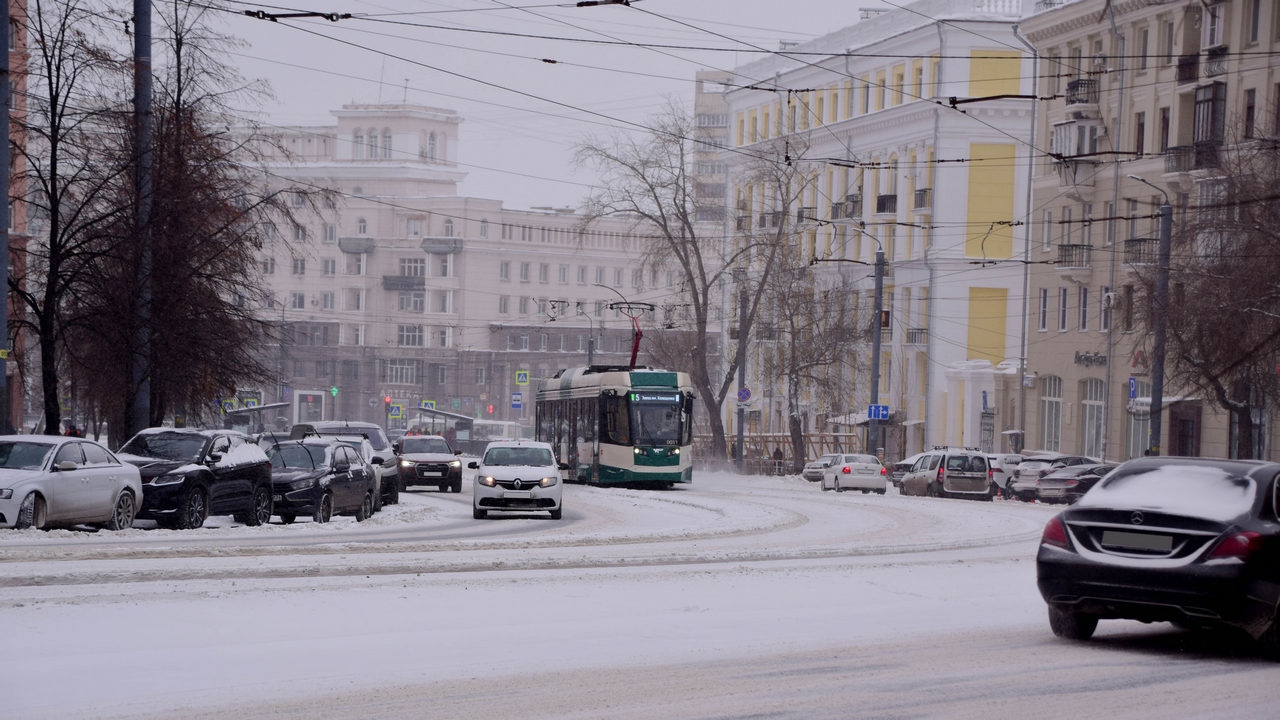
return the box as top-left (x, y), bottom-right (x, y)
top-left (630, 392), bottom-right (686, 447)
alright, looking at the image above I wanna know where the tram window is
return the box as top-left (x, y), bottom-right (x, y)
top-left (602, 395), bottom-right (630, 445)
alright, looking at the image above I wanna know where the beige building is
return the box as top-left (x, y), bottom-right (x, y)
top-left (245, 104), bottom-right (677, 433)
top-left (1020, 0), bottom-right (1278, 459)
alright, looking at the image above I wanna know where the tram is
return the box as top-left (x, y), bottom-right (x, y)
top-left (535, 365), bottom-right (695, 486)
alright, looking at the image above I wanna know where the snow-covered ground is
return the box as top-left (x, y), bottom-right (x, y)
top-left (4, 471), bottom-right (1277, 719)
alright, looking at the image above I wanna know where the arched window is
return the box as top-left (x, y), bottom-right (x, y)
top-left (357, 217), bottom-right (367, 235)
top-left (367, 128), bottom-right (378, 158)
top-left (1040, 375), bottom-right (1063, 452)
top-left (1079, 378), bottom-right (1105, 458)
top-left (353, 131), bottom-right (364, 160)
top-left (443, 219), bottom-right (454, 237)
top-left (427, 132), bottom-right (437, 161)
top-left (382, 128), bottom-right (392, 159)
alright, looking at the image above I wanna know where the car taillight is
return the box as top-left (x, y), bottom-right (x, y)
top-left (879, 466), bottom-right (887, 475)
top-left (841, 465), bottom-right (852, 474)
top-left (1041, 516), bottom-right (1070, 549)
top-left (1207, 531), bottom-right (1263, 560)
top-left (936, 466), bottom-right (944, 482)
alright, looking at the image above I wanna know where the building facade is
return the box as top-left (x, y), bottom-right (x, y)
top-left (719, 0), bottom-right (1033, 458)
top-left (248, 104), bottom-right (679, 434)
top-left (1020, 0), bottom-right (1279, 460)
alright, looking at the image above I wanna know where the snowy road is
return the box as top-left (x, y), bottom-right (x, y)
top-left (3, 471), bottom-right (1278, 719)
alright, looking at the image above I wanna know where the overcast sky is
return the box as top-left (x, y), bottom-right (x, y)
top-left (218, 0), bottom-right (892, 210)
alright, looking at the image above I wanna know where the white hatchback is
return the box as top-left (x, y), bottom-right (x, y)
top-left (469, 440), bottom-right (566, 520)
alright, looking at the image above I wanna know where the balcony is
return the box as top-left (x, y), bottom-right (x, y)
top-left (829, 201), bottom-right (845, 220)
top-left (383, 274), bottom-right (426, 292)
top-left (1163, 143), bottom-right (1220, 172)
top-left (845, 194), bottom-right (863, 218)
top-left (1065, 78), bottom-right (1098, 105)
top-left (1176, 53), bottom-right (1199, 84)
top-left (875, 194), bottom-right (897, 215)
top-left (797, 206), bottom-right (817, 223)
top-left (1057, 243), bottom-right (1091, 268)
top-left (913, 188), bottom-right (932, 210)
top-left (1124, 237), bottom-right (1158, 265)
top-left (337, 236), bottom-right (375, 254)
top-left (736, 215), bottom-right (750, 231)
top-left (1205, 45), bottom-right (1228, 77)
top-left (420, 237), bottom-right (462, 254)
top-left (905, 328), bottom-right (928, 346)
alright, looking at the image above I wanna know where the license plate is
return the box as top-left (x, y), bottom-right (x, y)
top-left (503, 491), bottom-right (531, 499)
top-left (419, 471), bottom-right (442, 477)
top-left (1102, 530), bottom-right (1172, 552)
top-left (1040, 488), bottom-right (1063, 496)
top-left (272, 494), bottom-right (282, 502)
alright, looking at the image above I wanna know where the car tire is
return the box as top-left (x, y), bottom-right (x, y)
top-left (1048, 605), bottom-right (1098, 640)
top-left (238, 485), bottom-right (272, 527)
top-left (279, 513), bottom-right (295, 525)
top-left (450, 480), bottom-right (462, 493)
top-left (355, 493), bottom-right (372, 522)
top-left (876, 488), bottom-right (886, 495)
top-left (175, 487), bottom-right (209, 530)
top-left (16, 492), bottom-right (47, 530)
top-left (1258, 611), bottom-right (1280, 661)
top-left (383, 480), bottom-right (399, 506)
top-left (550, 506), bottom-right (563, 520)
top-left (835, 480), bottom-right (845, 492)
top-left (925, 482), bottom-right (937, 498)
top-left (104, 491), bottom-right (136, 531)
top-left (438, 483), bottom-right (447, 493)
top-left (313, 492), bottom-right (334, 523)
top-left (473, 506), bottom-right (487, 519)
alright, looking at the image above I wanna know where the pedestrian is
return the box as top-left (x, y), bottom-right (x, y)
top-left (772, 446), bottom-right (784, 475)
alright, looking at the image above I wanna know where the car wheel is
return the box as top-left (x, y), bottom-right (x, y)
top-left (876, 488), bottom-right (886, 495)
top-left (860, 489), bottom-right (870, 494)
top-left (104, 491), bottom-right (136, 531)
top-left (384, 480), bottom-right (399, 506)
top-left (175, 487), bottom-right (209, 530)
top-left (279, 513), bottom-right (296, 525)
top-left (438, 483), bottom-right (447, 493)
top-left (835, 480), bottom-right (845, 492)
top-left (1048, 606), bottom-right (1098, 640)
top-left (451, 480), bottom-right (462, 493)
top-left (984, 484), bottom-right (997, 502)
top-left (821, 480), bottom-right (831, 491)
top-left (240, 485), bottom-right (272, 527)
top-left (550, 506), bottom-right (563, 520)
top-left (473, 506), bottom-right (487, 519)
top-left (355, 493), bottom-right (372, 522)
top-left (313, 492), bottom-right (334, 523)
top-left (925, 482), bottom-right (937, 498)
top-left (16, 493), bottom-right (47, 530)
top-left (1257, 610), bottom-right (1280, 661)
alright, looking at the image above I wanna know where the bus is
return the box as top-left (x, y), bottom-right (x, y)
top-left (536, 365), bottom-right (695, 486)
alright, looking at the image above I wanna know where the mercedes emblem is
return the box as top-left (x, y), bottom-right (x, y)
top-left (1130, 511), bottom-right (1144, 525)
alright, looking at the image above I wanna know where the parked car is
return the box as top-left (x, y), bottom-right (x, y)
top-left (1034, 463), bottom-right (1117, 504)
top-left (469, 440), bottom-right (567, 520)
top-left (802, 454), bottom-right (839, 483)
top-left (987, 453), bottom-right (1023, 496)
top-left (820, 453), bottom-right (887, 494)
top-left (1010, 454), bottom-right (1100, 501)
top-left (0, 435), bottom-right (143, 531)
top-left (395, 435), bottom-right (463, 493)
top-left (890, 452), bottom-right (926, 489)
top-left (900, 447), bottom-right (995, 500)
top-left (291, 421), bottom-right (398, 508)
top-left (1036, 456), bottom-right (1280, 658)
top-left (117, 428), bottom-right (272, 529)
top-left (267, 439), bottom-right (376, 523)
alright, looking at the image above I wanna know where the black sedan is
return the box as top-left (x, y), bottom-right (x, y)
top-left (1036, 456), bottom-right (1280, 659)
top-left (1034, 463), bottom-right (1117, 504)
top-left (268, 440), bottom-right (376, 523)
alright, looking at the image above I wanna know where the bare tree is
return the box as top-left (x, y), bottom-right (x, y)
top-left (1157, 134), bottom-right (1280, 459)
top-left (575, 103), bottom-right (803, 459)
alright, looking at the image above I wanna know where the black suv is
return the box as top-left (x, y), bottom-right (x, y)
top-left (395, 435), bottom-right (464, 493)
top-left (118, 428), bottom-right (273, 529)
top-left (290, 421), bottom-right (399, 507)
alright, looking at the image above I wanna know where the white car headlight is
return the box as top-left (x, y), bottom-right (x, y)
top-left (399, 459), bottom-right (415, 468)
top-left (538, 475), bottom-right (559, 488)
top-left (449, 460), bottom-right (461, 468)
top-left (478, 475), bottom-right (497, 487)
top-left (0, 489), bottom-right (12, 499)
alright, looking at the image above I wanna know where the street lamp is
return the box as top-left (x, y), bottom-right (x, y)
top-left (575, 302), bottom-right (596, 365)
top-left (1128, 174), bottom-right (1172, 455)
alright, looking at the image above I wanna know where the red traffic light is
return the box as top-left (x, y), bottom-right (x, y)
top-left (486, 404), bottom-right (494, 414)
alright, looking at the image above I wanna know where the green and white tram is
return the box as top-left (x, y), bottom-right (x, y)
top-left (536, 365), bottom-right (695, 486)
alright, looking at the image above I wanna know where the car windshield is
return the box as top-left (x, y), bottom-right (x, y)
top-left (484, 447), bottom-right (554, 467)
top-left (269, 444), bottom-right (325, 470)
top-left (0, 441), bottom-right (55, 470)
top-left (812, 455), bottom-right (837, 465)
top-left (310, 425), bottom-right (390, 452)
top-left (120, 432), bottom-right (206, 462)
top-left (401, 437), bottom-right (452, 454)
top-left (1078, 463), bottom-right (1256, 522)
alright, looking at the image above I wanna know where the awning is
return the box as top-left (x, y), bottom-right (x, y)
top-left (827, 412), bottom-right (868, 426)
top-left (903, 419), bottom-right (925, 427)
top-left (1001, 429), bottom-right (1023, 435)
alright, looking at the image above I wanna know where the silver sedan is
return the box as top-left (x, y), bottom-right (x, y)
top-left (0, 435), bottom-right (143, 530)
top-left (820, 453), bottom-right (888, 494)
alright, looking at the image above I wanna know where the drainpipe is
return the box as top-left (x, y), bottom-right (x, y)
top-left (1012, 23), bottom-right (1039, 456)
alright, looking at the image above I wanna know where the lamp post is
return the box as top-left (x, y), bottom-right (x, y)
top-left (576, 302), bottom-right (596, 366)
top-left (1128, 175), bottom-right (1172, 455)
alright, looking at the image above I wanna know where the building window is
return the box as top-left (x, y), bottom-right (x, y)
top-left (292, 258), bottom-right (305, 275)
top-left (519, 296), bottom-right (530, 315)
top-left (1041, 210), bottom-right (1053, 252)
top-left (499, 261), bottom-right (510, 281)
top-left (1244, 89), bottom-right (1257, 138)
top-left (386, 360), bottom-right (417, 385)
top-left (323, 224), bottom-right (337, 243)
top-left (519, 262), bottom-right (530, 283)
top-left (1078, 287), bottom-right (1089, 331)
top-left (349, 325), bottom-right (365, 346)
top-left (475, 366), bottom-right (486, 385)
top-left (1080, 378), bottom-right (1105, 458)
top-left (578, 266), bottom-right (587, 285)
top-left (1038, 288), bottom-right (1049, 331)
top-left (1040, 375), bottom-right (1063, 453)
top-left (346, 253), bottom-right (365, 276)
top-left (443, 219), bottom-right (454, 237)
top-left (262, 257), bottom-right (275, 275)
top-left (357, 217), bottom-right (367, 234)
top-left (498, 296), bottom-right (509, 315)
top-left (346, 288), bottom-right (364, 311)
top-left (480, 219), bottom-right (489, 237)
top-left (434, 290), bottom-right (452, 313)
top-left (397, 325), bottom-right (425, 347)
top-left (408, 218), bottom-right (421, 236)
top-left (539, 263), bottom-right (550, 284)
top-left (1133, 112), bottom-right (1145, 156)
top-left (321, 292), bottom-right (335, 310)
top-left (399, 291), bottom-right (425, 313)
top-left (1058, 287), bottom-right (1069, 332)
top-left (322, 258), bottom-right (336, 276)
top-left (437, 329), bottom-right (450, 348)
top-left (1100, 285), bottom-right (1112, 331)
top-left (291, 292), bottom-right (305, 310)
top-left (400, 257), bottom-right (426, 277)
top-left (437, 255), bottom-right (452, 278)
top-left (435, 365), bottom-right (447, 384)
top-left (559, 265), bottom-right (569, 284)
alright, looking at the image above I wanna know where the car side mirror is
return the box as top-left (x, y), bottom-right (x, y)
top-left (467, 461), bottom-right (479, 469)
top-left (371, 454), bottom-right (386, 465)
top-left (208, 452), bottom-right (223, 464)
top-left (334, 461), bottom-right (349, 472)
top-left (559, 462), bottom-right (570, 470)
top-left (56, 460), bottom-right (78, 471)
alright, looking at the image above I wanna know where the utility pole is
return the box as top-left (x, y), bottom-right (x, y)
top-left (867, 248), bottom-right (885, 457)
top-left (735, 269), bottom-right (747, 466)
top-left (1130, 175), bottom-right (1171, 455)
top-left (0, 4), bottom-right (10, 433)
top-left (131, 0), bottom-right (153, 435)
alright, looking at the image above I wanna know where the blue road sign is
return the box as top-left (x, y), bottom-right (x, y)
top-left (511, 392), bottom-right (523, 410)
top-left (868, 404), bottom-right (890, 421)
top-left (1128, 376), bottom-right (1137, 399)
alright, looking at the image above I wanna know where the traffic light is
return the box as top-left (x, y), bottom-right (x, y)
top-left (486, 404), bottom-right (494, 415)
top-left (384, 396), bottom-right (392, 413)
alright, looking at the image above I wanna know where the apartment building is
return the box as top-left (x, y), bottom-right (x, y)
top-left (5, 1), bottom-right (30, 433)
top-left (246, 104), bottom-right (674, 432)
top-left (719, 0), bottom-right (1033, 457)
top-left (1021, 0), bottom-right (1279, 460)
